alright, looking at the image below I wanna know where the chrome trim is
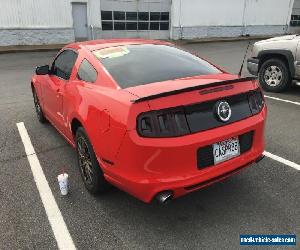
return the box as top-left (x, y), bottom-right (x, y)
top-left (155, 191), bottom-right (173, 204)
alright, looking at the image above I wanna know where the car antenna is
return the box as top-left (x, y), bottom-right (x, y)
top-left (238, 41), bottom-right (251, 77)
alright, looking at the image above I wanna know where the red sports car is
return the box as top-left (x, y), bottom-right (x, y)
top-left (31, 39), bottom-right (266, 203)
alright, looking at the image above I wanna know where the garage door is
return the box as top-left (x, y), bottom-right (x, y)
top-left (100, 0), bottom-right (171, 39)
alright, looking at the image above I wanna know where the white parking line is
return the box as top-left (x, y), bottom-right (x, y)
top-left (264, 95), bottom-right (300, 106)
top-left (16, 122), bottom-right (76, 250)
top-left (264, 151), bottom-right (300, 171)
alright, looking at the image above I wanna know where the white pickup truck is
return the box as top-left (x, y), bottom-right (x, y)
top-left (247, 35), bottom-right (300, 92)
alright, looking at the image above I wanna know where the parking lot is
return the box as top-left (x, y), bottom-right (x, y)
top-left (0, 40), bottom-right (299, 249)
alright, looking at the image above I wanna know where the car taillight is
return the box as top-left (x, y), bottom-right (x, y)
top-left (248, 89), bottom-right (265, 115)
top-left (137, 89), bottom-right (265, 138)
top-left (137, 107), bottom-right (190, 138)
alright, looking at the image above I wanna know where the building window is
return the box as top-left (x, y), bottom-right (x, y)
top-left (150, 22), bottom-right (159, 30)
top-left (126, 12), bottom-right (137, 21)
top-left (101, 11), bottom-right (112, 20)
top-left (290, 15), bottom-right (300, 26)
top-left (161, 12), bottom-right (169, 21)
top-left (114, 11), bottom-right (125, 20)
top-left (102, 21), bottom-right (113, 30)
top-left (101, 11), bottom-right (169, 31)
top-left (114, 22), bottom-right (126, 30)
top-left (138, 22), bottom-right (149, 30)
top-left (150, 12), bottom-right (160, 21)
top-left (126, 22), bottom-right (138, 30)
top-left (160, 22), bottom-right (169, 30)
top-left (138, 12), bottom-right (149, 21)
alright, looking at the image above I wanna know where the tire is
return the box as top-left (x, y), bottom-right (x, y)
top-left (75, 127), bottom-right (109, 194)
top-left (32, 88), bottom-right (47, 123)
top-left (258, 58), bottom-right (291, 92)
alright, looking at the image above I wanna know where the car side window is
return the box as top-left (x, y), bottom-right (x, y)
top-left (77, 59), bottom-right (98, 83)
top-left (51, 50), bottom-right (78, 80)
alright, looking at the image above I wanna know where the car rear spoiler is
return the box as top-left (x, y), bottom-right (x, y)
top-left (131, 76), bottom-right (257, 103)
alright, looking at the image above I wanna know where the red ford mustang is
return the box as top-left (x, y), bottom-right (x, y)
top-left (31, 39), bottom-right (266, 203)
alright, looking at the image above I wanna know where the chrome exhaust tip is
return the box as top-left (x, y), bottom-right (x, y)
top-left (155, 191), bottom-right (173, 205)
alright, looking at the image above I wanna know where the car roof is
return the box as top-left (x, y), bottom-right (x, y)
top-left (65, 39), bottom-right (173, 52)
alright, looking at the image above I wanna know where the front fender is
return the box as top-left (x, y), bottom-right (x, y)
top-left (257, 49), bottom-right (295, 77)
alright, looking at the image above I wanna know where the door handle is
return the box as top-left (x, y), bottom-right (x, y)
top-left (56, 88), bottom-right (61, 98)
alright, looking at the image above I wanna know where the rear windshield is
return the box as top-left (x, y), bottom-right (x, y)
top-left (93, 44), bottom-right (221, 88)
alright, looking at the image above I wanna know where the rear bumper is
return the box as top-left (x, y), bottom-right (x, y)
top-left (247, 58), bottom-right (259, 76)
top-left (102, 107), bottom-right (266, 203)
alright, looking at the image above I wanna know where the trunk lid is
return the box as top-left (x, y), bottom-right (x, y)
top-left (124, 73), bottom-right (258, 110)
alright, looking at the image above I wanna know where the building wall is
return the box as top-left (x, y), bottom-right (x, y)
top-left (0, 0), bottom-right (75, 46)
top-left (0, 0), bottom-right (296, 45)
top-left (0, 0), bottom-right (103, 45)
top-left (171, 0), bottom-right (294, 39)
top-left (292, 0), bottom-right (300, 14)
top-left (0, 0), bottom-right (170, 45)
top-left (289, 0), bottom-right (300, 33)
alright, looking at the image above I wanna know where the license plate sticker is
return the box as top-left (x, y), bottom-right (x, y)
top-left (213, 137), bottom-right (240, 164)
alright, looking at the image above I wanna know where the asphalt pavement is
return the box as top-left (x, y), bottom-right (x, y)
top-left (0, 40), bottom-right (299, 250)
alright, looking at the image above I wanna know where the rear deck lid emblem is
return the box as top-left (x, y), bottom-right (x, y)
top-left (216, 101), bottom-right (231, 122)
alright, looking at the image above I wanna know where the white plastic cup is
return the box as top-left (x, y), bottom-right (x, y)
top-left (57, 173), bottom-right (69, 195)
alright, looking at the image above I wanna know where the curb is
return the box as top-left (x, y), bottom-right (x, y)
top-left (174, 35), bottom-right (274, 45)
top-left (0, 44), bottom-right (65, 54)
top-left (0, 35), bottom-right (277, 53)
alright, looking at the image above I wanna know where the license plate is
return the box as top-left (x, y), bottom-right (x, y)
top-left (213, 137), bottom-right (240, 164)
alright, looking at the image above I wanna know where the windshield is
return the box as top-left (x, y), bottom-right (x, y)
top-left (93, 44), bottom-right (221, 88)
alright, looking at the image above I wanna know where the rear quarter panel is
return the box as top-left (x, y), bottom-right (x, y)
top-left (64, 48), bottom-right (149, 163)
top-left (65, 83), bottom-right (129, 162)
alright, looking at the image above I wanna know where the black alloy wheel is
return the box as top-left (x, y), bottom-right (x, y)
top-left (75, 127), bottom-right (109, 194)
top-left (32, 88), bottom-right (47, 123)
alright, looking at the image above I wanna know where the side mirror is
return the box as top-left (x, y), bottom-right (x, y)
top-left (36, 65), bottom-right (49, 75)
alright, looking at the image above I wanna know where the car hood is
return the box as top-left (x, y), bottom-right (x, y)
top-left (123, 73), bottom-right (239, 98)
top-left (256, 34), bottom-right (299, 44)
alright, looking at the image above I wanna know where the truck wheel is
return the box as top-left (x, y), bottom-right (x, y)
top-left (258, 58), bottom-right (291, 92)
top-left (75, 127), bottom-right (110, 194)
